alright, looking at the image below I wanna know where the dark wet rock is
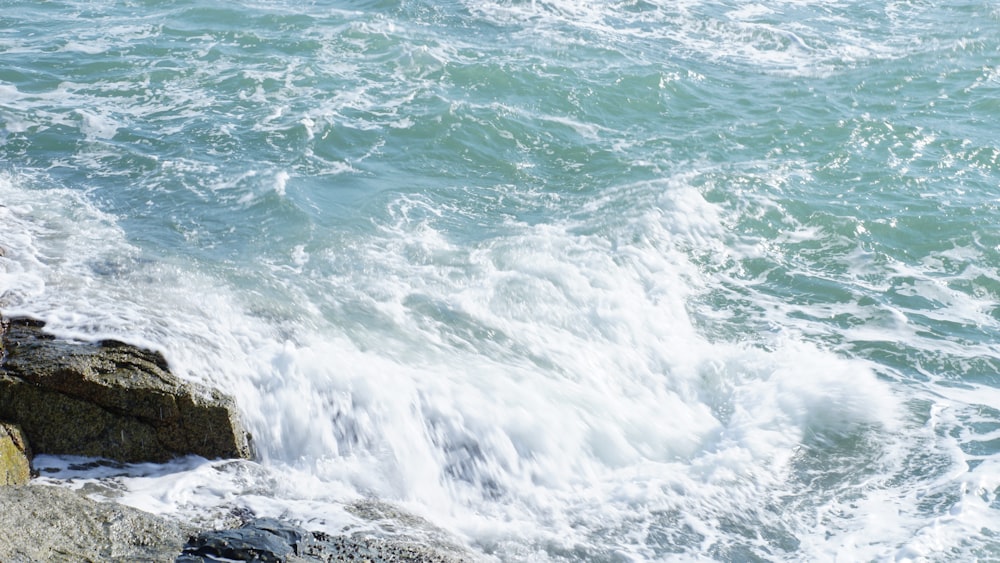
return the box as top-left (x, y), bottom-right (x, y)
top-left (0, 421), bottom-right (31, 486)
top-left (179, 518), bottom-right (303, 563)
top-left (179, 516), bottom-right (483, 563)
top-left (0, 484), bottom-right (188, 562)
top-left (0, 315), bottom-right (253, 463)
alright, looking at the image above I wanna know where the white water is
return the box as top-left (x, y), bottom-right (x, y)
top-left (3, 169), bottom-right (951, 561)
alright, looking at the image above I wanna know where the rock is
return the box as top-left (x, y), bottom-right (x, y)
top-left (0, 315), bottom-right (253, 463)
top-left (178, 517), bottom-right (483, 563)
top-left (0, 484), bottom-right (188, 562)
top-left (179, 518), bottom-right (301, 563)
top-left (346, 498), bottom-right (484, 560)
top-left (0, 422), bottom-right (31, 486)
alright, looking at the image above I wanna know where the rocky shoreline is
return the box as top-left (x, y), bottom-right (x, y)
top-left (0, 314), bottom-right (483, 562)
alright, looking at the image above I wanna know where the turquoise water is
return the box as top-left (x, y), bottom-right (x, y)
top-left (3, 1), bottom-right (1000, 560)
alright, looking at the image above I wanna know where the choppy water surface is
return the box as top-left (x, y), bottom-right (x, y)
top-left (3, 1), bottom-right (1000, 560)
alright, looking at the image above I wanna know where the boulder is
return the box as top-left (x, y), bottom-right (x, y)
top-left (0, 315), bottom-right (253, 463)
top-left (0, 422), bottom-right (31, 486)
top-left (0, 484), bottom-right (188, 562)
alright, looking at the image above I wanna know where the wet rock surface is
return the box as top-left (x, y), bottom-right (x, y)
top-left (179, 516), bottom-right (482, 563)
top-left (0, 315), bottom-right (253, 463)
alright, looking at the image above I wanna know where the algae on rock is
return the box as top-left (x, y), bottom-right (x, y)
top-left (0, 422), bottom-right (31, 486)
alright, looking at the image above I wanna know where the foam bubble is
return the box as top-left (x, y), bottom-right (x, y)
top-left (59, 40), bottom-right (109, 54)
top-left (274, 170), bottom-right (290, 196)
top-left (76, 109), bottom-right (119, 140)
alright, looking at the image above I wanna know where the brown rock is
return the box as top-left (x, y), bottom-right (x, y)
top-left (0, 316), bottom-right (253, 463)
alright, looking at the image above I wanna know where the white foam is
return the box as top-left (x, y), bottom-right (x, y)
top-left (192, 174), bottom-right (903, 558)
top-left (2, 164), bottom-right (916, 559)
top-left (273, 170), bottom-right (290, 197)
top-left (0, 172), bottom-right (133, 315)
top-left (75, 109), bottom-right (120, 140)
top-left (59, 40), bottom-right (109, 54)
top-left (464, 0), bottom-right (902, 77)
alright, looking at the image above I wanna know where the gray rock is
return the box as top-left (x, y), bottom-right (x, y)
top-left (0, 484), bottom-right (188, 562)
top-left (179, 517), bottom-right (483, 563)
top-left (0, 315), bottom-right (253, 463)
top-left (0, 422), bottom-right (31, 486)
top-left (346, 498), bottom-right (485, 561)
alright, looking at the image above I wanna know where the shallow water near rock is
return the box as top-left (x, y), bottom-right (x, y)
top-left (3, 1), bottom-right (1000, 560)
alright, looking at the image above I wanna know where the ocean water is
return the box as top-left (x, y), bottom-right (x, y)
top-left (2, 0), bottom-right (1000, 560)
